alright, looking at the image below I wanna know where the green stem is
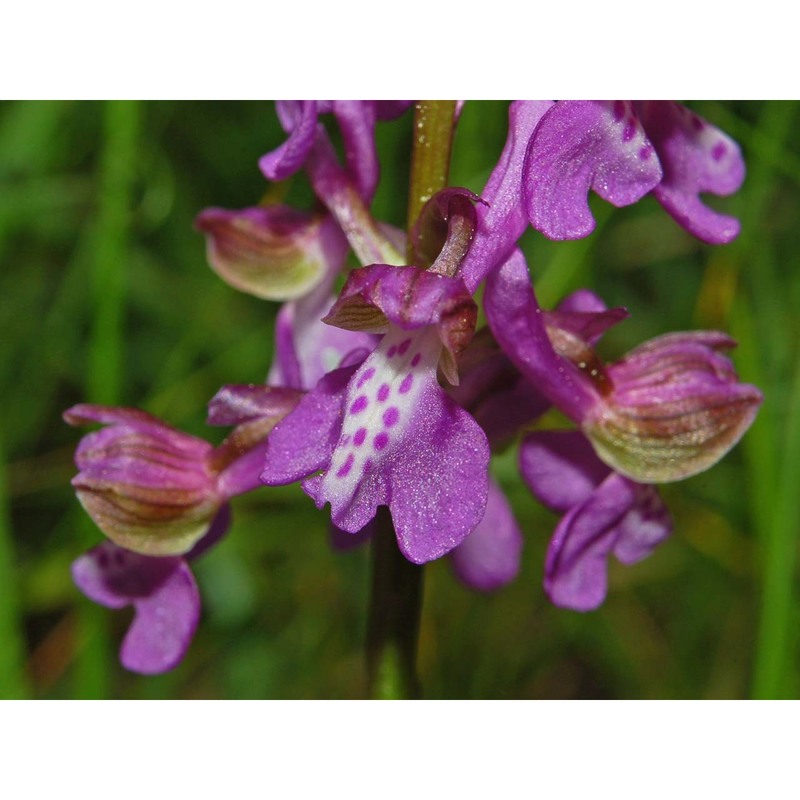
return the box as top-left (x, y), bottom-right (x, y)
top-left (406, 101), bottom-right (458, 256)
top-left (365, 101), bottom-right (457, 699)
top-left (366, 509), bottom-right (424, 699)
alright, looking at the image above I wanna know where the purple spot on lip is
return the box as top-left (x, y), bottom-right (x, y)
top-left (336, 453), bottom-right (355, 478)
top-left (622, 122), bottom-right (636, 142)
top-left (350, 395), bottom-right (368, 414)
top-left (639, 145), bottom-right (652, 161)
top-left (357, 368), bottom-right (375, 388)
top-left (363, 458), bottom-right (373, 473)
top-left (338, 433), bottom-right (351, 447)
top-left (387, 345), bottom-right (398, 358)
top-left (398, 339), bottom-right (411, 355)
top-left (383, 407), bottom-right (399, 427)
top-left (711, 141), bottom-right (727, 161)
top-left (411, 353), bottom-right (421, 367)
top-left (399, 374), bottom-right (413, 394)
top-left (374, 432), bottom-right (389, 451)
top-left (354, 427), bottom-right (367, 446)
top-left (377, 384), bottom-right (390, 402)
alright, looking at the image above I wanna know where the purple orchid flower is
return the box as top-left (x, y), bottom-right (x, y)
top-left (66, 389), bottom-right (302, 674)
top-left (519, 430), bottom-right (672, 611)
top-left (523, 100), bottom-right (745, 243)
top-left (485, 249), bottom-right (762, 484)
top-left (261, 189), bottom-right (492, 564)
top-left (482, 250), bottom-right (761, 608)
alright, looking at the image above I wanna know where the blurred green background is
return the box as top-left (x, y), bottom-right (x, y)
top-left (1, 100), bottom-right (798, 699)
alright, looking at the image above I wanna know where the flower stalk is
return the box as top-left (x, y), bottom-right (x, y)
top-left (365, 101), bottom-right (457, 699)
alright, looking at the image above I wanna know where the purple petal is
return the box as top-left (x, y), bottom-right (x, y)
top-left (544, 473), bottom-right (638, 611)
top-left (216, 439), bottom-right (273, 498)
top-left (636, 101), bottom-right (745, 244)
top-left (331, 101), bottom-right (379, 202)
top-left (612, 484), bottom-right (672, 564)
top-left (519, 430), bottom-right (611, 513)
top-left (484, 249), bottom-right (599, 422)
top-left (303, 326), bottom-right (490, 563)
top-left (524, 101), bottom-right (663, 240)
top-left (389, 390), bottom-right (489, 563)
top-left (72, 542), bottom-right (200, 674)
top-left (207, 385), bottom-right (304, 426)
top-left (556, 288), bottom-right (609, 314)
top-left (207, 387), bottom-right (305, 499)
top-left (120, 559), bottom-right (200, 675)
top-left (66, 405), bottom-right (211, 463)
top-left (269, 300), bottom-right (304, 389)
top-left (544, 306), bottom-right (629, 349)
top-left (260, 364), bottom-right (359, 486)
top-left (450, 478), bottom-right (522, 592)
top-left (259, 101), bottom-right (320, 181)
top-left (458, 100), bottom-right (555, 292)
top-left (71, 542), bottom-right (161, 608)
top-left (186, 504), bottom-right (232, 560)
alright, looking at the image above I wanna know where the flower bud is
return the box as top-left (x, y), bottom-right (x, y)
top-left (64, 405), bottom-right (223, 557)
top-left (583, 332), bottom-right (763, 482)
top-left (195, 206), bottom-right (345, 301)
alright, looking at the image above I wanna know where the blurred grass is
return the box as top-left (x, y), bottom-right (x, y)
top-left (1, 100), bottom-right (798, 699)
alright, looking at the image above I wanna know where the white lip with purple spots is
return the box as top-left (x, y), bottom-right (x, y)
top-left (320, 325), bottom-right (441, 513)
